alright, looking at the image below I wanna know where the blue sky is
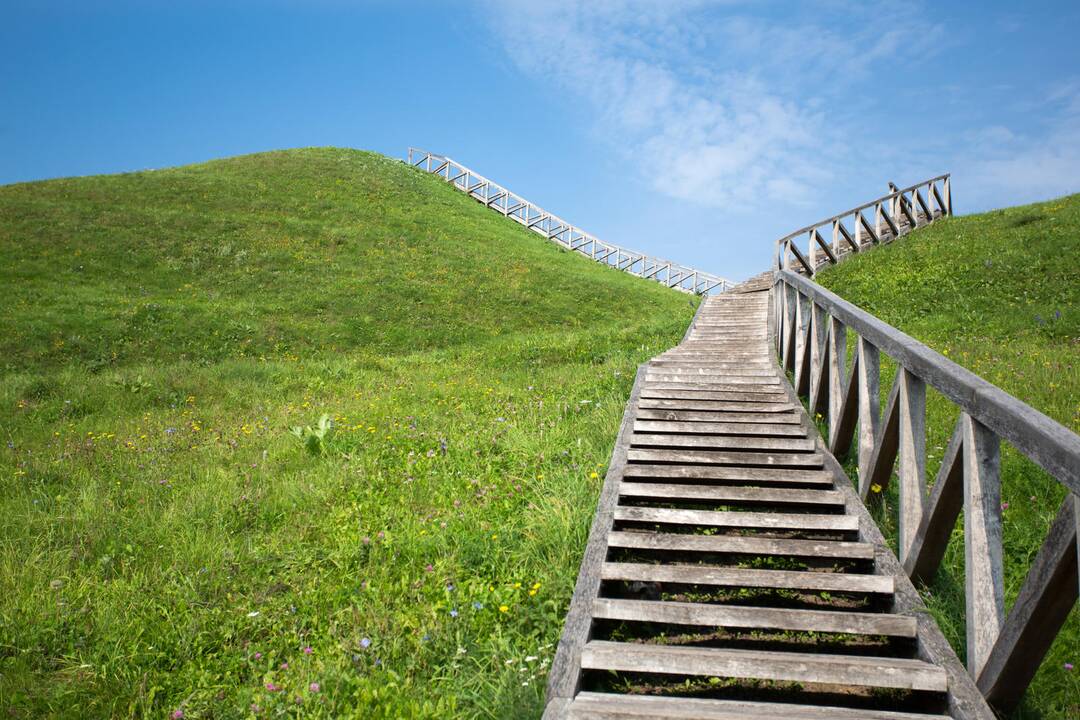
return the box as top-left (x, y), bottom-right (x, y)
top-left (3, 1), bottom-right (1078, 280)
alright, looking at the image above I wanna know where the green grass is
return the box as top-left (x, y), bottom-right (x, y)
top-left (0, 148), bottom-right (697, 718)
top-left (816, 194), bottom-right (1080, 718)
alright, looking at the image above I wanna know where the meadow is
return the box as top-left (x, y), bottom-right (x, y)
top-left (816, 193), bottom-right (1080, 718)
top-left (0, 149), bottom-right (696, 718)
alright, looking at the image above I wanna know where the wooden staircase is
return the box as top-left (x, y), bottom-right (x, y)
top-left (544, 289), bottom-right (993, 719)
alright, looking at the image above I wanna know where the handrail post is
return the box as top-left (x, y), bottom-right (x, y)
top-left (962, 414), bottom-right (1004, 677)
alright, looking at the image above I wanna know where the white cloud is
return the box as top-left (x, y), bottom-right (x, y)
top-left (481, 1), bottom-right (945, 212)
top-left (482, 1), bottom-right (1077, 219)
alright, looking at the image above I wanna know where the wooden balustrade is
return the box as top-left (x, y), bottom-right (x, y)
top-left (773, 269), bottom-right (1080, 713)
top-left (407, 148), bottom-right (734, 294)
top-left (775, 175), bottom-right (952, 277)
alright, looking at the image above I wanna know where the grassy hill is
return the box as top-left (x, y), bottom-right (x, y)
top-left (816, 194), bottom-right (1080, 718)
top-left (0, 148), bottom-right (697, 718)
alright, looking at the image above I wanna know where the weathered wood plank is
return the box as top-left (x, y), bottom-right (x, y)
top-left (898, 370), bottom-right (927, 563)
top-left (612, 506), bottom-right (858, 532)
top-left (632, 419), bottom-right (806, 436)
top-left (638, 398), bottom-right (794, 412)
top-left (857, 337), bottom-right (881, 489)
top-left (962, 413), bottom-right (1004, 677)
top-left (592, 598), bottom-right (913, 636)
top-left (579, 641), bottom-right (947, 692)
top-left (626, 447), bottom-right (824, 468)
top-left (602, 561), bottom-right (893, 594)
top-left (568, 692), bottom-right (949, 720)
top-left (621, 464), bottom-right (834, 486)
top-left (617, 482), bottom-right (843, 506)
top-left (605, 530), bottom-right (871, 559)
top-left (635, 409), bottom-right (801, 424)
top-left (630, 432), bottom-right (816, 452)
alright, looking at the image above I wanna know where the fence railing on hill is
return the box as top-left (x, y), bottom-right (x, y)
top-left (406, 147), bottom-right (734, 294)
top-left (775, 175), bottom-right (952, 277)
top-left (773, 268), bottom-right (1080, 714)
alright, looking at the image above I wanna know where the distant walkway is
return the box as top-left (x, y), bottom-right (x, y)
top-left (543, 285), bottom-right (994, 719)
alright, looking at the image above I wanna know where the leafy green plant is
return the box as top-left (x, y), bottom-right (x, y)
top-left (289, 413), bottom-right (334, 455)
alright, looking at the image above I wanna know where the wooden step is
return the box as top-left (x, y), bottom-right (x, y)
top-left (618, 482), bottom-right (844, 507)
top-left (645, 376), bottom-right (782, 388)
top-left (635, 409), bottom-right (801, 423)
top-left (592, 598), bottom-right (916, 637)
top-left (639, 392), bottom-right (790, 405)
top-left (605, 530), bottom-right (872, 560)
top-left (622, 464), bottom-right (834, 486)
top-left (626, 448), bottom-right (824, 468)
top-left (630, 433), bottom-right (816, 452)
top-left (601, 562), bottom-right (894, 594)
top-left (579, 641), bottom-right (947, 692)
top-left (612, 506), bottom-right (858, 532)
top-left (567, 692), bottom-right (949, 720)
top-left (633, 419), bottom-right (806, 436)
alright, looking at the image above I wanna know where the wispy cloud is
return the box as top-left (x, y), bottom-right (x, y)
top-left (481, 1), bottom-right (945, 212)
top-left (481, 1), bottom-right (1077, 219)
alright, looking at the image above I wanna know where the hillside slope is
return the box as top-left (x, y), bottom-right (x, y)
top-left (0, 149), bottom-right (697, 718)
top-left (817, 194), bottom-right (1080, 718)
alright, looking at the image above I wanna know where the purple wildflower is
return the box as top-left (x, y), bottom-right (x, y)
top-left (253, 652), bottom-right (262, 660)
top-left (309, 682), bottom-right (321, 693)
top-left (360, 637), bottom-right (371, 649)
top-left (171, 711), bottom-right (184, 720)
top-left (450, 609), bottom-right (459, 618)
top-left (473, 601), bottom-right (483, 610)
top-left (265, 682), bottom-right (281, 692)
top-left (303, 646), bottom-right (313, 655)
top-left (280, 662), bottom-right (288, 670)
top-left (1001, 502), bottom-right (1009, 511)
top-left (1066, 663), bottom-right (1074, 670)
top-left (425, 563), bottom-right (434, 573)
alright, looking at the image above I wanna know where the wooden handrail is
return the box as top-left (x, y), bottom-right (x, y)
top-left (405, 147), bottom-right (734, 295)
top-left (774, 174), bottom-right (952, 277)
top-left (772, 268), bottom-right (1080, 714)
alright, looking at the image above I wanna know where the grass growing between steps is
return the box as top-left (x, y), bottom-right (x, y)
top-left (0, 148), bottom-right (697, 719)
top-left (816, 193), bottom-right (1080, 718)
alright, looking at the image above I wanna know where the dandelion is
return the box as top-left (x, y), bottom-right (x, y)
top-left (309, 682), bottom-right (320, 693)
top-left (870, 483), bottom-right (882, 494)
top-left (589, 472), bottom-right (599, 479)
top-left (499, 605), bottom-right (509, 613)
top-left (360, 637), bottom-right (372, 649)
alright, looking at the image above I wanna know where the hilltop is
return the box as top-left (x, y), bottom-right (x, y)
top-left (0, 148), bottom-right (696, 718)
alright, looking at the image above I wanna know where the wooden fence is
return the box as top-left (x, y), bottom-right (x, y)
top-left (776, 175), bottom-right (952, 277)
top-left (773, 268), bottom-right (1080, 713)
top-left (407, 148), bottom-right (734, 294)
